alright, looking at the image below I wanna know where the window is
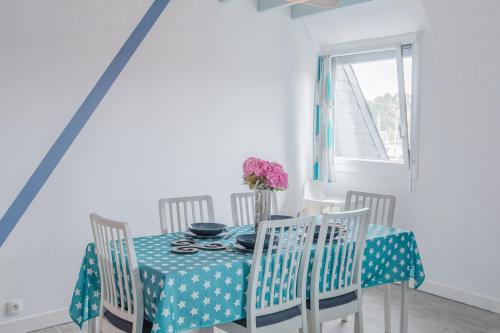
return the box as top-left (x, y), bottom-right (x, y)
top-left (327, 37), bottom-right (419, 174)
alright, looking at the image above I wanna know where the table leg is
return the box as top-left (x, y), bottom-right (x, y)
top-left (384, 284), bottom-right (391, 333)
top-left (199, 327), bottom-right (215, 333)
top-left (87, 318), bottom-right (97, 333)
top-left (400, 280), bottom-right (409, 333)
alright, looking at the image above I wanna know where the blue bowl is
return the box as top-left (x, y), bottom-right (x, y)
top-left (188, 223), bottom-right (227, 236)
top-left (236, 233), bottom-right (277, 250)
top-left (270, 215), bottom-right (294, 220)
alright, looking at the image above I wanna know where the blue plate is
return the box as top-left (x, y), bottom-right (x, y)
top-left (236, 233), bottom-right (277, 250)
top-left (188, 223), bottom-right (227, 236)
top-left (270, 215), bottom-right (294, 220)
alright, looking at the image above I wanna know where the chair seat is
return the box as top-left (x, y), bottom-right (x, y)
top-left (103, 310), bottom-right (152, 333)
top-left (234, 305), bottom-right (301, 328)
top-left (306, 291), bottom-right (357, 310)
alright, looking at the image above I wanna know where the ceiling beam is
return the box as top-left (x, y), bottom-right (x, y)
top-left (291, 4), bottom-right (326, 18)
top-left (291, 0), bottom-right (372, 19)
top-left (255, 0), bottom-right (373, 18)
top-left (257, 0), bottom-right (294, 12)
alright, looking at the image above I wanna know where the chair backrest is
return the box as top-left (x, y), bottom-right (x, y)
top-left (345, 191), bottom-right (396, 227)
top-left (230, 192), bottom-right (279, 226)
top-left (246, 216), bottom-right (316, 330)
top-left (311, 209), bottom-right (370, 306)
top-left (158, 195), bottom-right (215, 234)
top-left (90, 214), bottom-right (143, 333)
top-left (303, 180), bottom-right (327, 200)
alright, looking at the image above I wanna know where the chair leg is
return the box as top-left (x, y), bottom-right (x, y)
top-left (93, 306), bottom-right (104, 333)
top-left (309, 315), bottom-right (321, 333)
top-left (88, 318), bottom-right (97, 333)
top-left (300, 309), bottom-right (308, 333)
top-left (354, 304), bottom-right (364, 333)
top-left (313, 321), bottom-right (321, 333)
top-left (400, 280), bottom-right (409, 333)
top-left (384, 284), bottom-right (391, 333)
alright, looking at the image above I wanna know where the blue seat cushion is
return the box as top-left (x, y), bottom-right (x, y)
top-left (103, 310), bottom-right (152, 333)
top-left (306, 291), bottom-right (357, 310)
top-left (234, 305), bottom-right (301, 328)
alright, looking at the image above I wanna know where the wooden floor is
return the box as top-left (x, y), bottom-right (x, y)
top-left (32, 286), bottom-right (500, 333)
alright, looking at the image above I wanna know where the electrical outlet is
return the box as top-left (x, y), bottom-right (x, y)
top-left (6, 300), bottom-right (23, 316)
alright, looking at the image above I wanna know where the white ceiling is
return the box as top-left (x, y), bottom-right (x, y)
top-left (301, 0), bottom-right (428, 50)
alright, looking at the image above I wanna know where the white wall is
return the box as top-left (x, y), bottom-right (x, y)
top-left (304, 0), bottom-right (500, 312)
top-left (0, 0), bottom-right (315, 329)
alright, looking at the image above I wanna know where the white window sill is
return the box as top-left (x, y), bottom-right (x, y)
top-left (334, 158), bottom-right (411, 180)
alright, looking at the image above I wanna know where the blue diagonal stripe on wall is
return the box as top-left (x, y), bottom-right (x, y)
top-left (0, 0), bottom-right (170, 246)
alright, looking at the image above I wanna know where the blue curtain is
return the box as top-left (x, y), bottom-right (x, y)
top-left (313, 56), bottom-right (335, 182)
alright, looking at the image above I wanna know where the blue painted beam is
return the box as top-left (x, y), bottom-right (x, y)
top-left (0, 0), bottom-right (170, 246)
top-left (257, 0), bottom-right (293, 12)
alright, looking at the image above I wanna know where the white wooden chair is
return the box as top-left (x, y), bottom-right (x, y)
top-left (345, 191), bottom-right (396, 332)
top-left (230, 192), bottom-right (279, 226)
top-left (90, 214), bottom-right (148, 333)
top-left (158, 195), bottom-right (215, 234)
top-left (345, 191), bottom-right (396, 227)
top-left (217, 216), bottom-right (316, 333)
top-left (300, 180), bottom-right (345, 216)
top-left (307, 208), bottom-right (370, 333)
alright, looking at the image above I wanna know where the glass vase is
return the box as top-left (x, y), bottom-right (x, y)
top-left (254, 189), bottom-right (272, 231)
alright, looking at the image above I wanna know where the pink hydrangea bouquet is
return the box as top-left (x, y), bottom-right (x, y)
top-left (243, 157), bottom-right (288, 191)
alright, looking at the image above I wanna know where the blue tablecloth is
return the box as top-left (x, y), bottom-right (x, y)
top-left (70, 224), bottom-right (425, 333)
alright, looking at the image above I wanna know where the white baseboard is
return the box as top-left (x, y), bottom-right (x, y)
top-left (0, 308), bottom-right (70, 333)
top-left (419, 280), bottom-right (500, 314)
top-left (491, 299), bottom-right (500, 314)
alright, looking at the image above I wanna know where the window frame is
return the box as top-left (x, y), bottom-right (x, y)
top-left (320, 33), bottom-right (421, 183)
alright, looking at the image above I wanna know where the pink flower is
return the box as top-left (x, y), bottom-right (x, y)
top-left (243, 157), bottom-right (262, 177)
top-left (265, 162), bottom-right (288, 190)
top-left (243, 157), bottom-right (288, 190)
top-left (243, 158), bottom-right (270, 177)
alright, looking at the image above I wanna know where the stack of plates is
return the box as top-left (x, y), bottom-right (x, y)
top-left (185, 222), bottom-right (227, 239)
top-left (235, 233), bottom-right (278, 251)
top-left (313, 224), bottom-right (347, 242)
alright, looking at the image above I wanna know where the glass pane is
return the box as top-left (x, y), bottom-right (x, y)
top-left (333, 47), bottom-right (412, 163)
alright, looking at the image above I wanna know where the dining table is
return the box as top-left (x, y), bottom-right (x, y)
top-left (70, 223), bottom-right (425, 333)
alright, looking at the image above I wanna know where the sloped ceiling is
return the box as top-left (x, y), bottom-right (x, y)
top-left (302, 0), bottom-right (428, 50)
top-left (0, 0), bottom-right (152, 43)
